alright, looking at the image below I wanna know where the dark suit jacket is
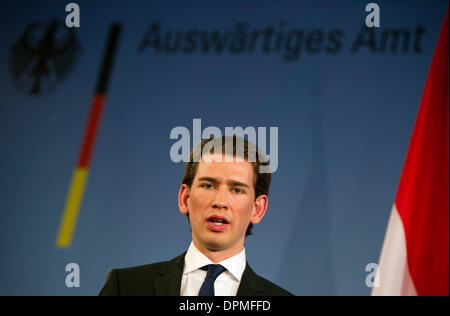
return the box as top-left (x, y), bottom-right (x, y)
top-left (99, 252), bottom-right (293, 296)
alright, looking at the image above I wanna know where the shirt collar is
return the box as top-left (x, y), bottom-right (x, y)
top-left (183, 241), bottom-right (246, 282)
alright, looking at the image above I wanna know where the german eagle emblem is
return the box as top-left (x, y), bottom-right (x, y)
top-left (9, 20), bottom-right (81, 95)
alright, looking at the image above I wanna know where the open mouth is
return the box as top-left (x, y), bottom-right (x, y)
top-left (207, 215), bottom-right (230, 231)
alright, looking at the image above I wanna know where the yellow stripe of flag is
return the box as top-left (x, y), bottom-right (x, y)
top-left (56, 168), bottom-right (89, 248)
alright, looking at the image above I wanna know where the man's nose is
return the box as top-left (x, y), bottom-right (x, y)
top-left (213, 188), bottom-right (228, 210)
top-left (213, 201), bottom-right (228, 210)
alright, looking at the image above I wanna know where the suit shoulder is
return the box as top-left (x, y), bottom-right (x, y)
top-left (99, 260), bottom-right (170, 296)
top-left (240, 264), bottom-right (294, 296)
top-left (114, 260), bottom-right (169, 279)
top-left (100, 252), bottom-right (186, 296)
top-left (257, 275), bottom-right (294, 296)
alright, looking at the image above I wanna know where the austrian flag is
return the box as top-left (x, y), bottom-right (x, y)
top-left (372, 10), bottom-right (449, 296)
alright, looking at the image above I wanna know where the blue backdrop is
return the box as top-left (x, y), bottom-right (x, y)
top-left (0, 0), bottom-right (448, 295)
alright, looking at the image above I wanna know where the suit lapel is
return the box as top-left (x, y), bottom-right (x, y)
top-left (153, 252), bottom-right (186, 296)
top-left (151, 254), bottom-right (265, 296)
top-left (237, 263), bottom-right (265, 296)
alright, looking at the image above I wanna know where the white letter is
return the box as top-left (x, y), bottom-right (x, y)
top-left (65, 263), bottom-right (80, 288)
top-left (365, 263), bottom-right (380, 288)
top-left (223, 301), bottom-right (231, 311)
top-left (192, 119), bottom-right (202, 162)
top-left (258, 127), bottom-right (278, 173)
top-left (365, 3), bottom-right (380, 28)
top-left (170, 126), bottom-right (190, 162)
top-left (224, 126), bottom-right (257, 162)
top-left (65, 3), bottom-right (80, 28)
top-left (202, 126), bottom-right (222, 162)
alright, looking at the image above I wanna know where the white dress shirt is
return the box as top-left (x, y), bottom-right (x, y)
top-left (180, 241), bottom-right (246, 296)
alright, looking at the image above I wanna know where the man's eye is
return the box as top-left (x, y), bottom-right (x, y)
top-left (233, 188), bottom-right (244, 194)
top-left (202, 183), bottom-right (213, 189)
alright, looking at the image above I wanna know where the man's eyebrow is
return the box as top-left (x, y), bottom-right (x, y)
top-left (197, 177), bottom-right (219, 184)
top-left (197, 177), bottom-right (251, 189)
top-left (227, 180), bottom-right (251, 189)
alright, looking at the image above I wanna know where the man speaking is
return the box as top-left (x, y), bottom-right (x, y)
top-left (99, 136), bottom-right (293, 296)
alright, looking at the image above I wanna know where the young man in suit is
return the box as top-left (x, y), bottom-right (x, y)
top-left (99, 136), bottom-right (293, 296)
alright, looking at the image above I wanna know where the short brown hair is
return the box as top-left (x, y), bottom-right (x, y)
top-left (182, 135), bottom-right (271, 236)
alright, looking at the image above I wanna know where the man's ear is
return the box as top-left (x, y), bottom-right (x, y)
top-left (250, 194), bottom-right (268, 224)
top-left (178, 184), bottom-right (190, 216)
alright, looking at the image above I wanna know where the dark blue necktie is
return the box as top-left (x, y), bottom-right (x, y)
top-left (198, 264), bottom-right (226, 296)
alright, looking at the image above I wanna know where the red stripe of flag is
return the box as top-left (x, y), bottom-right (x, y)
top-left (77, 94), bottom-right (106, 168)
top-left (395, 9), bottom-right (449, 296)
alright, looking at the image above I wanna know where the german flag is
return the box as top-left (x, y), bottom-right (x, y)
top-left (56, 24), bottom-right (122, 248)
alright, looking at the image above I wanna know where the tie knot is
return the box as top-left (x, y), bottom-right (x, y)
top-left (201, 264), bottom-right (226, 281)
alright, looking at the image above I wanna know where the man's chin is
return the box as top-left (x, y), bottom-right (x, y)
top-left (200, 234), bottom-right (232, 252)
